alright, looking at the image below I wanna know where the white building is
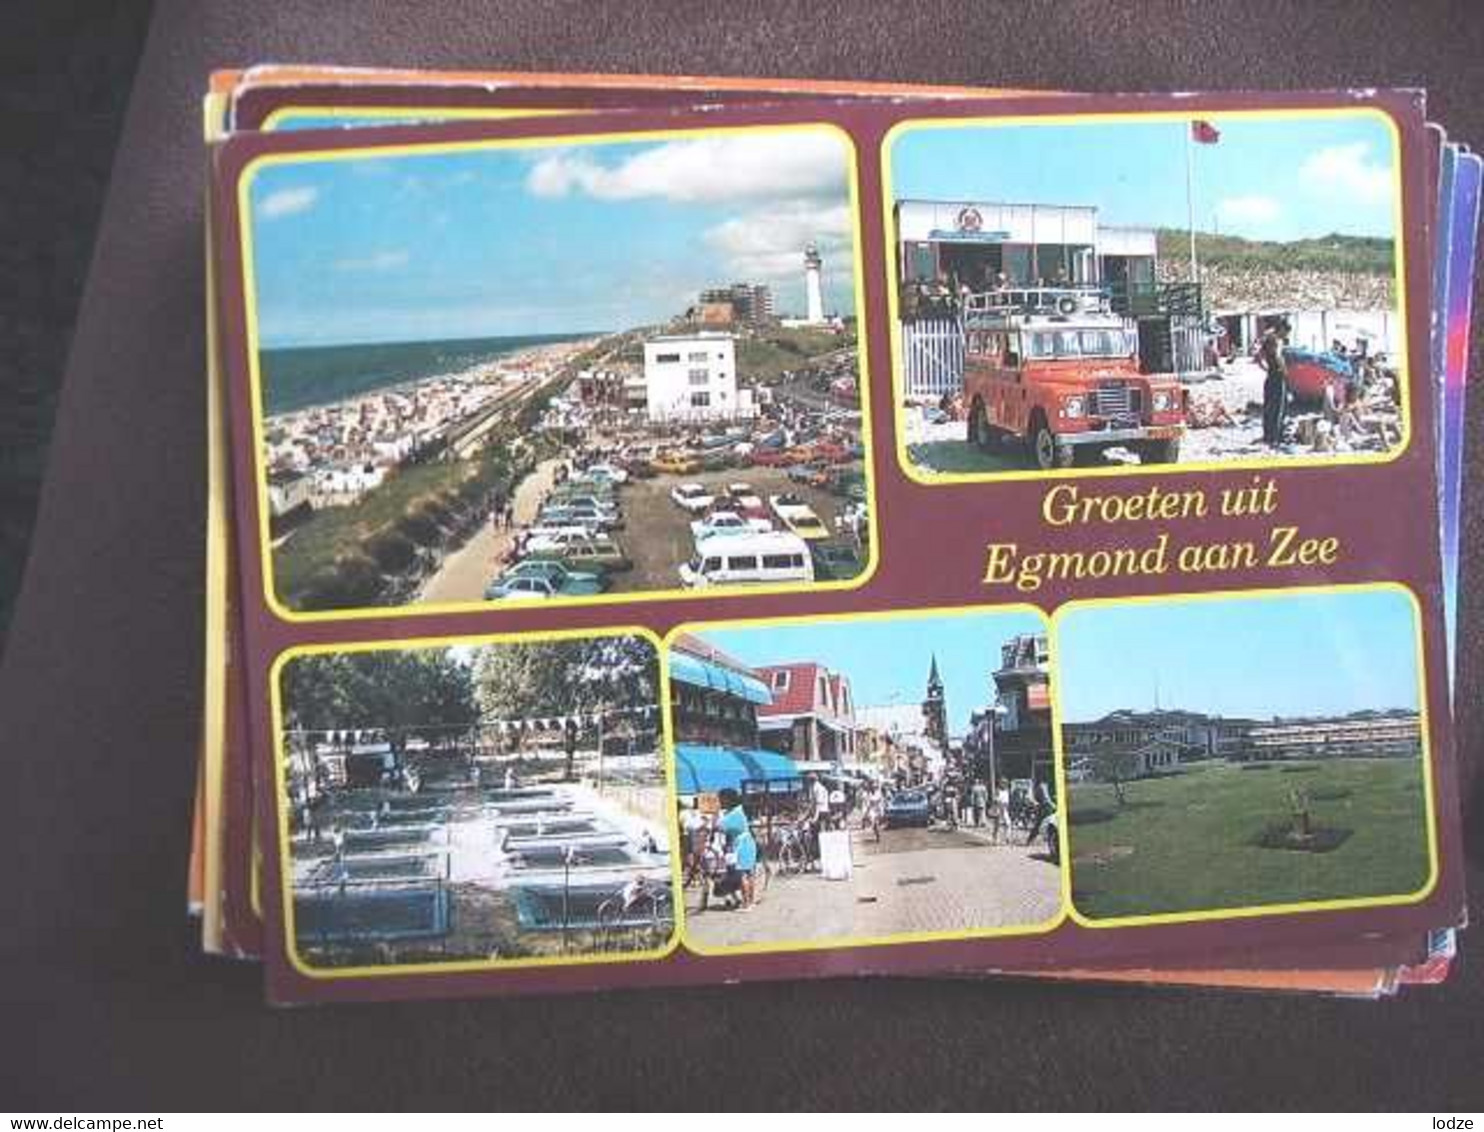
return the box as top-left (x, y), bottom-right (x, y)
top-left (640, 332), bottom-right (752, 422)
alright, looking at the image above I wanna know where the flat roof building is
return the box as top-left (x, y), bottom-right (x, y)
top-left (894, 199), bottom-right (1159, 292)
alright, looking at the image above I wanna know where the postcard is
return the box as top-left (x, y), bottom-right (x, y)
top-left (204, 87), bottom-right (1464, 1002)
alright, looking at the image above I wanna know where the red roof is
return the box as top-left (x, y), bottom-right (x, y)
top-left (755, 662), bottom-right (825, 718)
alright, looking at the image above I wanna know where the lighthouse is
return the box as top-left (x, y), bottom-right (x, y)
top-left (804, 242), bottom-right (825, 324)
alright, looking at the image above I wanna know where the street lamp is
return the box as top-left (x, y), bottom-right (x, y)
top-left (987, 703), bottom-right (1009, 800)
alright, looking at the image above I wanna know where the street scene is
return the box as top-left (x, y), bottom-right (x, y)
top-left (1058, 589), bottom-right (1432, 922)
top-left (278, 634), bottom-right (674, 968)
top-left (247, 128), bottom-right (870, 613)
top-left (667, 611), bottom-right (1064, 951)
top-left (889, 112), bottom-right (1405, 476)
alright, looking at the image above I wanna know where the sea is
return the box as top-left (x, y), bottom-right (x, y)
top-left (260, 333), bottom-right (598, 416)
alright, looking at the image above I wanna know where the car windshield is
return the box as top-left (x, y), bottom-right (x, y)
top-left (895, 792), bottom-right (925, 804)
top-left (1025, 328), bottom-right (1134, 359)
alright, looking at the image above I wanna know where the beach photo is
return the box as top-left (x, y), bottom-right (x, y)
top-left (886, 111), bottom-right (1407, 479)
top-left (243, 126), bottom-right (871, 615)
top-left (1057, 588), bottom-right (1433, 924)
top-left (275, 631), bottom-right (675, 970)
top-left (666, 609), bottom-right (1064, 952)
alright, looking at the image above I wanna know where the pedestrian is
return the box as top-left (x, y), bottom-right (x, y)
top-left (1258, 328), bottom-right (1289, 446)
top-left (716, 788), bottom-right (758, 911)
top-left (971, 778), bottom-right (989, 828)
top-left (1026, 779), bottom-right (1055, 845)
top-left (994, 780), bottom-right (1011, 844)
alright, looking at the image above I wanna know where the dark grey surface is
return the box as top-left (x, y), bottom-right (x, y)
top-left (0, 1), bottom-right (154, 644)
top-left (2, 0), bottom-right (1482, 1110)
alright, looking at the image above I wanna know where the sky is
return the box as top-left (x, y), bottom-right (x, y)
top-left (695, 610), bottom-right (1046, 735)
top-left (246, 128), bottom-right (857, 348)
top-left (1055, 589), bottom-right (1421, 722)
top-left (890, 112), bottom-right (1399, 243)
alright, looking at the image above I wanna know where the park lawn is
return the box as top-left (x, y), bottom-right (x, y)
top-left (1067, 758), bottom-right (1431, 921)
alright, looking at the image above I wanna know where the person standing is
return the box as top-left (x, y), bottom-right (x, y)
top-left (716, 789), bottom-right (758, 911)
top-left (1258, 328), bottom-right (1290, 446)
top-left (1026, 779), bottom-right (1055, 845)
top-left (994, 780), bottom-right (1012, 845)
top-left (971, 778), bottom-right (989, 828)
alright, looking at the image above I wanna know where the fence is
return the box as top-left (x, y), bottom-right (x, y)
top-left (899, 318), bottom-right (964, 401)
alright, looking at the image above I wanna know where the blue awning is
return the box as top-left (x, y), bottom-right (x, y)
top-left (673, 744), bottom-right (802, 795)
top-left (669, 651), bottom-right (772, 705)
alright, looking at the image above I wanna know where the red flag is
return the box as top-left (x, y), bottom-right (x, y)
top-left (1191, 119), bottom-right (1221, 145)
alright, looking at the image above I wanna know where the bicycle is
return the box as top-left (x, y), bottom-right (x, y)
top-left (595, 881), bottom-right (674, 952)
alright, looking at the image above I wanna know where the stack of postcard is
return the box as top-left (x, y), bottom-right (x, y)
top-left (193, 66), bottom-right (1480, 1004)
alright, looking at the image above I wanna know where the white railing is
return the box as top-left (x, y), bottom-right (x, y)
top-left (900, 318), bottom-right (964, 401)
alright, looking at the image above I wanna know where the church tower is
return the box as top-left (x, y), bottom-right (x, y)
top-left (922, 655), bottom-right (948, 750)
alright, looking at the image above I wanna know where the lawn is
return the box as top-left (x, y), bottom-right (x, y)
top-left (1067, 758), bottom-right (1431, 921)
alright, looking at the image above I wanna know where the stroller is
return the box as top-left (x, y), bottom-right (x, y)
top-left (694, 828), bottom-right (744, 911)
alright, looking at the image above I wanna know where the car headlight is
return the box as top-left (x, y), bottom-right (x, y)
top-left (1062, 395), bottom-right (1085, 419)
top-left (1152, 390), bottom-right (1173, 412)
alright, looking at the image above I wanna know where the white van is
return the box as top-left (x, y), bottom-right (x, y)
top-left (679, 530), bottom-right (815, 588)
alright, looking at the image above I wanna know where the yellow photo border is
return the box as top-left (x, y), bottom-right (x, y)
top-left (659, 602), bottom-right (1070, 958)
top-left (1050, 581), bottom-right (1439, 929)
top-left (235, 122), bottom-right (881, 625)
top-left (267, 624), bottom-right (684, 981)
top-left (880, 107), bottom-right (1413, 486)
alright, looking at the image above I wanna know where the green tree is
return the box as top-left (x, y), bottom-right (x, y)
top-left (472, 637), bottom-right (658, 722)
top-left (281, 649), bottom-right (478, 751)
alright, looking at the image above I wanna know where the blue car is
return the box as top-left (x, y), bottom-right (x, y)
top-left (484, 561), bottom-right (605, 601)
top-left (883, 790), bottom-right (931, 829)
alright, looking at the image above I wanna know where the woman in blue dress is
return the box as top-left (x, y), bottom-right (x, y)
top-left (716, 788), bottom-right (758, 911)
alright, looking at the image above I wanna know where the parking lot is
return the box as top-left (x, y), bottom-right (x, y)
top-left (608, 463), bottom-right (868, 593)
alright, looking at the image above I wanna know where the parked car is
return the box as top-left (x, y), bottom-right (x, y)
top-left (725, 488), bottom-right (773, 528)
top-left (537, 504), bottom-right (622, 531)
top-left (769, 493), bottom-right (830, 541)
top-left (809, 539), bottom-right (864, 581)
top-left (484, 576), bottom-right (559, 601)
top-left (883, 790), bottom-right (931, 829)
top-left (690, 510), bottom-right (772, 542)
top-left (679, 530), bottom-right (814, 588)
top-left (579, 462), bottom-right (629, 484)
top-left (670, 482), bottom-right (716, 514)
top-left (652, 452), bottom-right (702, 476)
top-left (525, 536), bottom-right (633, 574)
top-left (486, 560), bottom-right (605, 599)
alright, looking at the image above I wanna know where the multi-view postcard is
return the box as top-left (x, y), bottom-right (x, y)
top-left (203, 85), bottom-right (1467, 1003)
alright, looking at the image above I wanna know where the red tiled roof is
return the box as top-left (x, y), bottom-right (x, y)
top-left (755, 662), bottom-right (823, 717)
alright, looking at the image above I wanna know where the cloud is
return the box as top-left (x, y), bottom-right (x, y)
top-left (332, 250), bottom-right (411, 272)
top-left (1215, 195), bottom-right (1281, 226)
top-left (525, 132), bottom-right (849, 204)
top-left (1299, 142), bottom-right (1393, 207)
top-left (703, 200), bottom-right (854, 283)
top-left (258, 186), bottom-right (319, 219)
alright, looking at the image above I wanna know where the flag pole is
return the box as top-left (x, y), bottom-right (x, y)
top-left (1185, 122), bottom-right (1199, 283)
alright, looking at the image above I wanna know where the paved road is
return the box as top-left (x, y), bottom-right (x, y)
top-left (417, 458), bottom-right (561, 605)
top-left (684, 822), bottom-right (1062, 949)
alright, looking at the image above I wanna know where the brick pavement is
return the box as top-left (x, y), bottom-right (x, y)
top-left (684, 823), bottom-right (1063, 949)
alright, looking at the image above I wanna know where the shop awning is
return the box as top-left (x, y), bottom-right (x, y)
top-left (668, 651), bottom-right (772, 705)
top-left (673, 744), bottom-right (800, 795)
